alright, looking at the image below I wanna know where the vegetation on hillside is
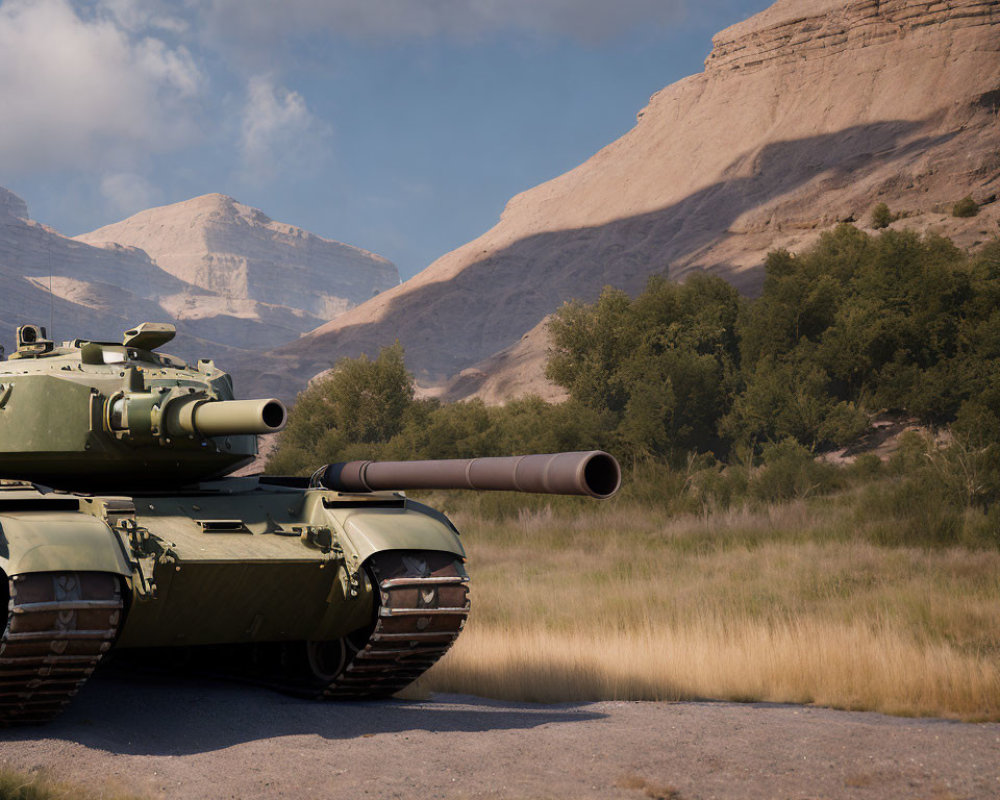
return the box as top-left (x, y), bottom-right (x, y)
top-left (268, 226), bottom-right (1000, 547)
top-left (869, 201), bottom-right (894, 229)
top-left (273, 227), bottom-right (1000, 463)
top-left (953, 195), bottom-right (980, 218)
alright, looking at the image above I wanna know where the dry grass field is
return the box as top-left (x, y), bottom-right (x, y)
top-left (0, 767), bottom-right (143, 800)
top-left (416, 492), bottom-right (1000, 721)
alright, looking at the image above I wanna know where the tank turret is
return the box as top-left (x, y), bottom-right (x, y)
top-left (0, 322), bottom-right (286, 490)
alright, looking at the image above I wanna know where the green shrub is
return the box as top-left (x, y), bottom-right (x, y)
top-left (751, 438), bottom-right (842, 502)
top-left (847, 452), bottom-right (884, 479)
top-left (870, 202), bottom-right (893, 229)
top-left (952, 196), bottom-right (979, 218)
top-left (961, 504), bottom-right (1000, 549)
top-left (267, 342), bottom-right (413, 474)
top-left (887, 430), bottom-right (932, 475)
top-left (860, 478), bottom-right (963, 548)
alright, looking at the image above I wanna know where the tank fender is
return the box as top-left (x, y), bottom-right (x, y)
top-left (327, 500), bottom-right (465, 566)
top-left (0, 513), bottom-right (131, 577)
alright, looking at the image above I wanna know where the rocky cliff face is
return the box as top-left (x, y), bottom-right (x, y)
top-left (245, 0), bottom-right (998, 404)
top-left (0, 190), bottom-right (398, 386)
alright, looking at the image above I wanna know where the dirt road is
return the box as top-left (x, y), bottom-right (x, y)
top-left (1, 673), bottom-right (998, 799)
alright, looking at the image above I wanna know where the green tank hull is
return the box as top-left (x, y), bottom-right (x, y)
top-left (0, 477), bottom-right (468, 723)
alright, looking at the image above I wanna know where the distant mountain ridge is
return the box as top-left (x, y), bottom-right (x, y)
top-left (77, 194), bottom-right (398, 326)
top-left (238, 0), bottom-right (999, 404)
top-left (0, 189), bottom-right (398, 375)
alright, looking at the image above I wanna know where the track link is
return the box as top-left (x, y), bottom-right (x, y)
top-left (0, 572), bottom-right (123, 726)
top-left (319, 550), bottom-right (469, 699)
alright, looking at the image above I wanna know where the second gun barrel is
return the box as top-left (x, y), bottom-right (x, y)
top-left (318, 450), bottom-right (621, 499)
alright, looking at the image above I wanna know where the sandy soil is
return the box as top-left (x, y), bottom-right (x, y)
top-left (1, 673), bottom-right (998, 800)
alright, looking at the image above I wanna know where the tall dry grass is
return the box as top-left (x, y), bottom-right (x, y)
top-left (0, 767), bottom-right (145, 800)
top-left (415, 492), bottom-right (1000, 720)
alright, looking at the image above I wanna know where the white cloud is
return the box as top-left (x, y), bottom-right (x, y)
top-left (96, 0), bottom-right (190, 34)
top-left (99, 171), bottom-right (159, 217)
top-left (204, 0), bottom-right (688, 44)
top-left (0, 0), bottom-right (204, 171)
top-left (239, 75), bottom-right (328, 184)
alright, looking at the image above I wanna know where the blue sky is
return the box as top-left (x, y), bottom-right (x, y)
top-left (0, 0), bottom-right (772, 280)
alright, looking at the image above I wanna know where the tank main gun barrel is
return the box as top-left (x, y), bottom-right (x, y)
top-left (165, 398), bottom-right (287, 437)
top-left (110, 394), bottom-right (287, 439)
top-left (316, 450), bottom-right (621, 499)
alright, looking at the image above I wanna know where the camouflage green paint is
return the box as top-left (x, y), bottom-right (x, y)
top-left (0, 504), bottom-right (131, 576)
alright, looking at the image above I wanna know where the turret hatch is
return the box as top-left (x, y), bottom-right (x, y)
top-left (122, 322), bottom-right (176, 351)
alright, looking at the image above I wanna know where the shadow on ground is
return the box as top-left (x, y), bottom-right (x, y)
top-left (2, 671), bottom-right (605, 757)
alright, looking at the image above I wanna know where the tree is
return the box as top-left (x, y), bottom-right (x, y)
top-left (321, 343), bottom-right (413, 444)
top-left (267, 343), bottom-right (413, 472)
top-left (721, 354), bottom-right (866, 448)
top-left (547, 274), bottom-right (741, 459)
top-left (546, 288), bottom-right (636, 416)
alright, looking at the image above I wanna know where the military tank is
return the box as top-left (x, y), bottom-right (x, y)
top-left (0, 322), bottom-right (620, 725)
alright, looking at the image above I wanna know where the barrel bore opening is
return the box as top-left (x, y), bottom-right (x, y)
top-left (583, 453), bottom-right (621, 498)
top-left (261, 401), bottom-right (286, 430)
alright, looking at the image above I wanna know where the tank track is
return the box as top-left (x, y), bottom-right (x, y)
top-left (97, 551), bottom-right (468, 700)
top-left (0, 572), bottom-right (123, 726)
top-left (318, 549), bottom-right (470, 698)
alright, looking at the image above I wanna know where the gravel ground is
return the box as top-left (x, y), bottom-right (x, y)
top-left (1, 673), bottom-right (998, 799)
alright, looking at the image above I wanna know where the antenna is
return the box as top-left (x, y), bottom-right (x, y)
top-left (47, 237), bottom-right (54, 340)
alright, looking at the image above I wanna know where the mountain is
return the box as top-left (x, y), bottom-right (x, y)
top-left (77, 194), bottom-right (398, 338)
top-left (243, 0), bottom-right (999, 404)
top-left (0, 186), bottom-right (190, 353)
top-left (0, 190), bottom-right (399, 380)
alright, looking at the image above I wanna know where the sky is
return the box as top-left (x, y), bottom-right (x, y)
top-left (0, 0), bottom-right (773, 280)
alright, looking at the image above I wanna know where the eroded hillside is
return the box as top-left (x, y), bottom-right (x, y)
top-left (244, 0), bottom-right (998, 404)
